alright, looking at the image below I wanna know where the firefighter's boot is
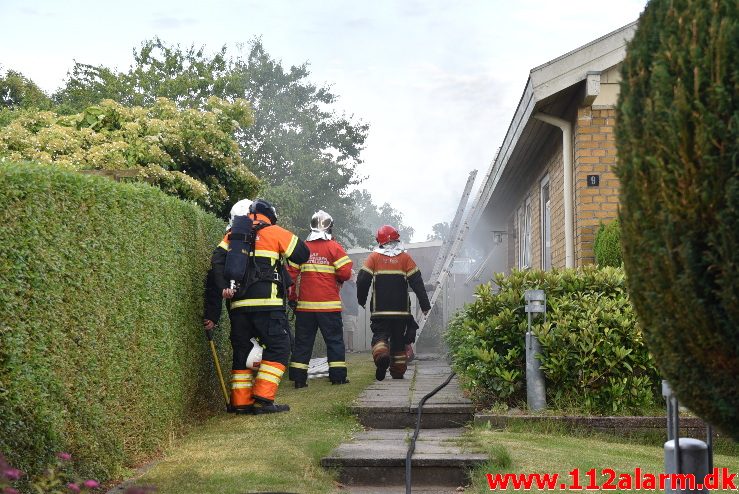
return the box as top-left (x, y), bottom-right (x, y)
top-left (372, 340), bottom-right (390, 381)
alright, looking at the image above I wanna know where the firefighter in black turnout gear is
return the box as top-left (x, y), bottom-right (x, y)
top-left (357, 225), bottom-right (431, 381)
top-left (204, 199), bottom-right (309, 414)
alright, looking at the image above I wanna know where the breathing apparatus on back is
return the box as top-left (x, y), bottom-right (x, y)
top-left (223, 198), bottom-right (278, 293)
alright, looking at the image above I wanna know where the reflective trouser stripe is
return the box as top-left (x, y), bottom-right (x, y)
top-left (253, 360), bottom-right (286, 402)
top-left (390, 352), bottom-right (408, 377)
top-left (289, 361), bottom-right (309, 382)
top-left (231, 369), bottom-right (254, 407)
top-left (328, 361), bottom-right (347, 368)
top-left (372, 341), bottom-right (389, 362)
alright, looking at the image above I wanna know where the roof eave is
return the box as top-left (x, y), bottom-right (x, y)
top-left (468, 21), bottom-right (637, 231)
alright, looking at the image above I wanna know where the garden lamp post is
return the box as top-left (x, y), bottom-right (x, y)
top-left (524, 289), bottom-right (546, 411)
top-left (662, 380), bottom-right (712, 494)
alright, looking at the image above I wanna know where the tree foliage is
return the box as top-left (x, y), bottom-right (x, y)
top-left (427, 221), bottom-right (450, 241)
top-left (350, 189), bottom-right (415, 246)
top-left (0, 98), bottom-right (258, 216)
top-left (616, 0), bottom-right (738, 438)
top-left (53, 38), bottom-right (372, 242)
top-left (0, 68), bottom-right (53, 111)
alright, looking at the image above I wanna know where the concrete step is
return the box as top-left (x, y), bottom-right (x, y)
top-left (351, 359), bottom-right (474, 429)
top-left (321, 429), bottom-right (486, 487)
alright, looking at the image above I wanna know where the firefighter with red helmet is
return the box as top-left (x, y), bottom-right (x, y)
top-left (205, 198), bottom-right (309, 414)
top-left (357, 225), bottom-right (431, 380)
top-left (287, 210), bottom-right (353, 388)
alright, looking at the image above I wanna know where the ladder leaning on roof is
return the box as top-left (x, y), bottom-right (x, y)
top-left (415, 148), bottom-right (502, 340)
top-left (415, 169), bottom-right (480, 339)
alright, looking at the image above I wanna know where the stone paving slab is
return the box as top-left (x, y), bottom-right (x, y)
top-left (322, 354), bottom-right (487, 489)
top-left (322, 429), bottom-right (486, 486)
top-left (350, 356), bottom-right (473, 429)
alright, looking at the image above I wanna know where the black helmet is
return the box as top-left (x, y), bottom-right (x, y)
top-left (249, 198), bottom-right (277, 225)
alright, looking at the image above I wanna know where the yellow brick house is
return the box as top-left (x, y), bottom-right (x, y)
top-left (466, 22), bottom-right (636, 276)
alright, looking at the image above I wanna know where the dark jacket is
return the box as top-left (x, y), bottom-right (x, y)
top-left (356, 251), bottom-right (431, 319)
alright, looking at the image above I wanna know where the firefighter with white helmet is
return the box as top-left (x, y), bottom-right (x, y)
top-left (356, 225), bottom-right (430, 380)
top-left (204, 198), bottom-right (309, 414)
top-left (287, 210), bottom-right (353, 387)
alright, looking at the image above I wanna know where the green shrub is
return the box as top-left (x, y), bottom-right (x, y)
top-left (446, 267), bottom-right (660, 414)
top-left (0, 162), bottom-right (232, 481)
top-left (616, 0), bottom-right (738, 439)
top-left (0, 98), bottom-right (260, 217)
top-left (593, 219), bottom-right (622, 267)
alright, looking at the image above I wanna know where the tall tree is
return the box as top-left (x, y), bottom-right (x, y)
top-left (427, 222), bottom-right (450, 241)
top-left (0, 68), bottom-right (53, 111)
top-left (350, 189), bottom-right (414, 247)
top-left (616, 0), bottom-right (738, 439)
top-left (54, 38), bottom-right (369, 241)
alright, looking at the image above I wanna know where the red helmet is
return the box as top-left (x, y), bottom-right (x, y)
top-left (376, 225), bottom-right (400, 245)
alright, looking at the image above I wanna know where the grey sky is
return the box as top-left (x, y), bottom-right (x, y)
top-left (0, 0), bottom-right (647, 240)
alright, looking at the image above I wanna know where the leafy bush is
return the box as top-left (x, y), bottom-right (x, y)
top-left (446, 267), bottom-right (660, 414)
top-left (616, 0), bottom-right (738, 439)
top-left (593, 219), bottom-right (622, 267)
top-left (0, 162), bottom-right (231, 481)
top-left (0, 97), bottom-right (259, 217)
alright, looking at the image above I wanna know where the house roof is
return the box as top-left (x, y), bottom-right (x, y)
top-left (467, 21), bottom-right (637, 232)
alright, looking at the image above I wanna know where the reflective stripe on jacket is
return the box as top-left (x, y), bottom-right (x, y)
top-left (209, 213), bottom-right (309, 312)
top-left (287, 238), bottom-right (352, 312)
top-left (356, 251), bottom-right (431, 318)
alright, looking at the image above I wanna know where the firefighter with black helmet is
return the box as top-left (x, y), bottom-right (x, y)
top-left (204, 198), bottom-right (309, 414)
top-left (356, 225), bottom-right (430, 380)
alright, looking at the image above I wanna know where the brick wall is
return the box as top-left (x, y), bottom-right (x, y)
top-left (508, 105), bottom-right (619, 271)
top-left (574, 106), bottom-right (619, 266)
top-left (510, 143), bottom-right (566, 270)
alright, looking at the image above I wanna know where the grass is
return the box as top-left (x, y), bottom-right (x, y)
top-left (125, 352), bottom-right (376, 494)
top-left (463, 424), bottom-right (739, 493)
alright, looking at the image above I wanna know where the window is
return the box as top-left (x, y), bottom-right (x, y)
top-left (518, 197), bottom-right (532, 269)
top-left (541, 176), bottom-right (552, 270)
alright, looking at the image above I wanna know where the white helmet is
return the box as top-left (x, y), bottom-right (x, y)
top-left (311, 210), bottom-right (333, 232)
top-left (227, 199), bottom-right (253, 231)
top-left (307, 210), bottom-right (333, 241)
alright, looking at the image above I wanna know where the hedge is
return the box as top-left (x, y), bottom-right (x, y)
top-left (446, 267), bottom-right (661, 414)
top-left (0, 162), bottom-right (232, 481)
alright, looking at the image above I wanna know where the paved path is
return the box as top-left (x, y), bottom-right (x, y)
top-left (322, 354), bottom-right (487, 491)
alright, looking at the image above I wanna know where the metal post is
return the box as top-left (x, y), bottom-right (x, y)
top-left (662, 380), bottom-right (710, 494)
top-left (524, 290), bottom-right (546, 411)
top-left (706, 424), bottom-right (713, 473)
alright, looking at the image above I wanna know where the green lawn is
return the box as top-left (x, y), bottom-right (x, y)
top-left (120, 353), bottom-right (738, 494)
top-left (465, 426), bottom-right (739, 493)
top-left (126, 352), bottom-right (375, 494)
